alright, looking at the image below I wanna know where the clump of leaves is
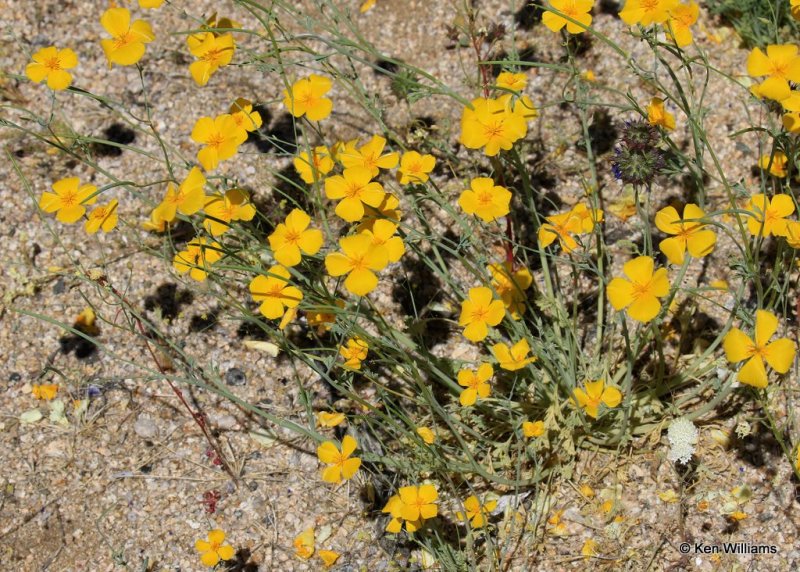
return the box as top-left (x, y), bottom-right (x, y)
top-left (706, 0), bottom-right (800, 48)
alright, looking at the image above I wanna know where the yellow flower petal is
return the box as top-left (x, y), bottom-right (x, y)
top-left (724, 328), bottom-right (754, 363)
top-left (737, 355), bottom-right (768, 388)
top-left (754, 309), bottom-right (778, 347)
top-left (763, 338), bottom-right (796, 374)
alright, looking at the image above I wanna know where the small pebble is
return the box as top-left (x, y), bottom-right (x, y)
top-left (214, 414), bottom-right (237, 430)
top-left (225, 367), bottom-right (246, 386)
top-left (133, 415), bottom-right (158, 439)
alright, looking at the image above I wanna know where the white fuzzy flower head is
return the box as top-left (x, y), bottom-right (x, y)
top-left (667, 417), bottom-right (698, 465)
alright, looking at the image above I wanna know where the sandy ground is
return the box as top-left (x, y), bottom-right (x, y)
top-left (1, 0), bottom-right (800, 570)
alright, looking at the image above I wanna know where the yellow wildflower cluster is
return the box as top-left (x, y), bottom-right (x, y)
top-left (382, 484), bottom-right (439, 533)
top-left (538, 202), bottom-right (604, 253)
top-left (619, 1), bottom-right (700, 48)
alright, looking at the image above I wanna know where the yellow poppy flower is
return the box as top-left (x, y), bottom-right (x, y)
top-left (542, 0), bottom-right (594, 34)
top-left (317, 411), bottom-right (346, 427)
top-left (338, 135), bottom-right (399, 177)
top-left (416, 427), bottom-right (436, 444)
top-left (293, 527), bottom-right (315, 559)
top-left (399, 484), bottom-right (438, 521)
top-left (249, 265), bottom-right (303, 320)
top-left (607, 256), bottom-right (670, 323)
top-left (85, 200), bottom-right (119, 234)
top-left (723, 309), bottom-right (796, 388)
top-left (456, 495), bottom-right (497, 528)
top-left (317, 435), bottom-right (361, 483)
top-left (191, 114), bottom-right (247, 171)
top-left (665, 1), bottom-right (699, 47)
top-left (99, 8), bottom-right (154, 67)
top-left (457, 363), bottom-right (493, 406)
top-left (619, 0), bottom-right (678, 26)
top-left (458, 287), bottom-right (505, 342)
top-left (368, 219), bottom-right (405, 263)
top-left (39, 177), bottom-right (97, 223)
top-left (647, 97), bottom-right (676, 131)
top-left (573, 380), bottom-right (622, 419)
top-left (25, 46), bottom-right (78, 90)
top-left (188, 32), bottom-right (235, 86)
top-left (458, 177), bottom-right (512, 222)
top-left (158, 167), bottom-right (207, 222)
top-left (268, 208), bottom-right (324, 266)
top-left (203, 188), bottom-right (256, 236)
top-left (522, 420), bottom-right (545, 437)
top-left (654, 203), bottom-right (716, 265)
top-left (745, 193), bottom-right (794, 237)
top-left (325, 233), bottom-right (389, 296)
top-left (283, 74), bottom-right (333, 121)
top-left (318, 550), bottom-right (340, 568)
top-left (340, 337), bottom-right (369, 370)
top-left (173, 238), bottom-right (222, 282)
top-left (538, 208), bottom-right (583, 252)
top-left (324, 167), bottom-right (386, 222)
top-left (758, 152), bottom-right (789, 178)
top-left (747, 45), bottom-right (800, 102)
top-left (294, 146), bottom-right (335, 184)
top-left (397, 151), bottom-right (436, 184)
top-left (495, 71), bottom-right (527, 92)
top-left (459, 97), bottom-right (528, 156)
top-left (570, 202), bottom-right (604, 233)
top-left (488, 262), bottom-right (532, 319)
top-left (491, 339), bottom-right (537, 371)
top-left (32, 384), bottom-right (59, 400)
top-left (195, 529), bottom-right (235, 568)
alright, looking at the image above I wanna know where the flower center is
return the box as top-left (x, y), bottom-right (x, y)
top-left (61, 191), bottom-right (77, 206)
top-left (631, 280), bottom-right (653, 299)
top-left (765, 208), bottom-right (780, 224)
top-left (345, 182), bottom-right (364, 199)
top-left (298, 92), bottom-right (318, 108)
top-left (748, 342), bottom-right (766, 358)
top-left (44, 57), bottom-right (62, 71)
top-left (285, 229), bottom-right (301, 244)
top-left (483, 120), bottom-right (505, 141)
top-left (641, 0), bottom-right (659, 11)
top-left (771, 62), bottom-right (788, 79)
top-left (202, 48), bottom-right (225, 65)
top-left (113, 31), bottom-right (135, 51)
top-left (471, 306), bottom-right (489, 322)
top-left (349, 254), bottom-right (368, 271)
top-left (477, 191), bottom-right (494, 206)
top-left (586, 394), bottom-right (602, 408)
top-left (677, 223), bottom-right (699, 240)
top-left (207, 132), bottom-right (226, 149)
